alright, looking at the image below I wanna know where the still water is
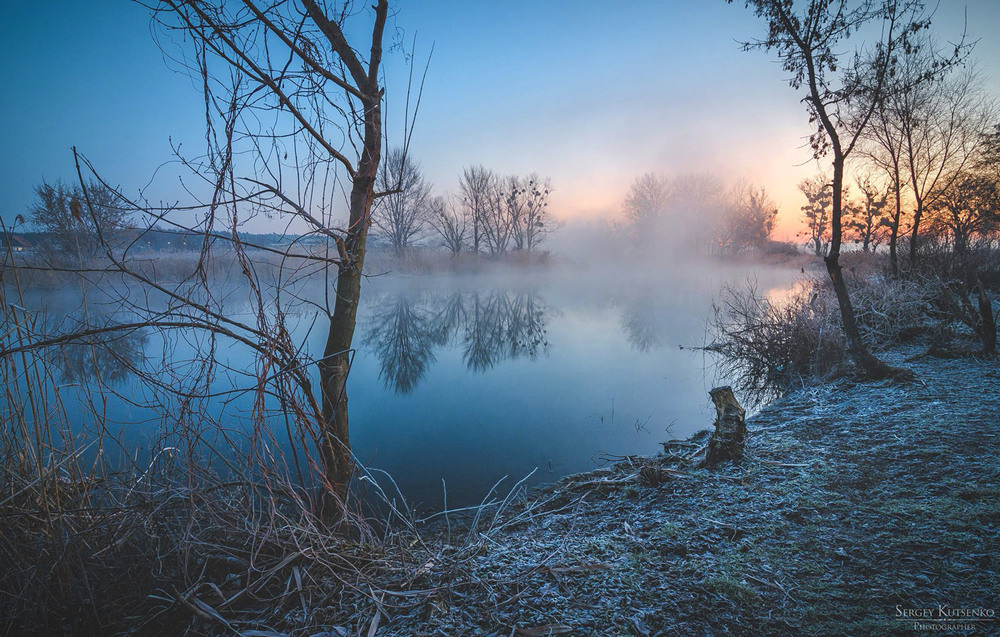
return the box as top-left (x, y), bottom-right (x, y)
top-left (20, 262), bottom-right (798, 510)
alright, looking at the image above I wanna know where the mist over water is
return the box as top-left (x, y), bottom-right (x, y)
top-left (12, 256), bottom-right (800, 511)
top-left (347, 259), bottom-right (799, 508)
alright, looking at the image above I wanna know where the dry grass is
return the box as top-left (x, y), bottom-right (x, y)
top-left (0, 263), bottom-right (373, 635)
top-left (0, 266), bottom-right (551, 635)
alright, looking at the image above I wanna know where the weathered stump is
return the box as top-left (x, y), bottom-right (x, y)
top-left (705, 386), bottom-right (746, 466)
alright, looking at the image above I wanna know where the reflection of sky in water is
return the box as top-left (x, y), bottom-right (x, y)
top-left (10, 263), bottom-right (799, 511)
top-left (349, 298), bottom-right (708, 508)
top-left (765, 278), bottom-right (813, 306)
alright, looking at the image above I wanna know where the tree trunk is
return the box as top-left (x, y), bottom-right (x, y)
top-left (704, 386), bottom-right (747, 466)
top-left (822, 254), bottom-right (900, 376)
top-left (826, 155), bottom-right (910, 380)
top-left (318, 101), bottom-right (381, 507)
top-left (888, 179), bottom-right (901, 278)
top-left (908, 197), bottom-right (924, 269)
top-left (976, 280), bottom-right (997, 356)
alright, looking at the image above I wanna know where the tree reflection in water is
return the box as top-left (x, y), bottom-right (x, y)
top-left (463, 292), bottom-right (548, 372)
top-left (619, 296), bottom-right (666, 353)
top-left (46, 314), bottom-right (148, 386)
top-left (362, 291), bottom-right (550, 393)
top-left (362, 297), bottom-right (449, 394)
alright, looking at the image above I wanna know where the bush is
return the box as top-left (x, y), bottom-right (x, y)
top-left (710, 257), bottom-right (936, 404)
top-left (758, 239), bottom-right (802, 259)
top-left (911, 241), bottom-right (1000, 354)
top-left (710, 277), bottom-right (845, 405)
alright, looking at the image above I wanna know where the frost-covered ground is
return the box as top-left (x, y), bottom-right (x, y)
top-left (301, 343), bottom-right (998, 637)
top-left (159, 341), bottom-right (997, 636)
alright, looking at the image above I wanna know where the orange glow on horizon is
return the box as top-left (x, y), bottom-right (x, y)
top-left (548, 173), bottom-right (811, 246)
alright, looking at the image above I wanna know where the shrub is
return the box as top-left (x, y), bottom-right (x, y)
top-left (710, 257), bottom-right (935, 404)
top-left (710, 277), bottom-right (845, 405)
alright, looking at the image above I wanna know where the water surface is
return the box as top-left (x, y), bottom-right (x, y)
top-left (10, 261), bottom-right (799, 510)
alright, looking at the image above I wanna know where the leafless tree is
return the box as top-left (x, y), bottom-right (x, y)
top-left (623, 172), bottom-right (760, 255)
top-left (132, 0), bottom-right (396, 508)
top-left (798, 175), bottom-right (832, 257)
top-left (733, 0), bottom-right (964, 378)
top-left (846, 174), bottom-right (889, 252)
top-left (505, 173), bottom-right (552, 254)
top-left (862, 93), bottom-right (910, 275)
top-left (663, 174), bottom-right (731, 252)
top-left (479, 175), bottom-right (516, 256)
top-left (428, 195), bottom-right (467, 256)
top-left (522, 174), bottom-right (552, 253)
top-left (717, 181), bottom-right (777, 254)
top-left (622, 172), bottom-right (670, 246)
top-left (372, 148), bottom-right (432, 256)
top-left (29, 179), bottom-right (130, 265)
top-left (892, 65), bottom-right (995, 266)
top-left (459, 165), bottom-right (496, 255)
top-left (929, 172), bottom-right (998, 259)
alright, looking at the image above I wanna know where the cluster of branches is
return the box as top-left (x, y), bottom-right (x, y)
top-left (860, 64), bottom-right (998, 274)
top-left (797, 64), bottom-right (998, 265)
top-left (620, 172), bottom-right (778, 256)
top-left (798, 172), bottom-right (895, 256)
top-left (21, 179), bottom-right (130, 265)
top-left (370, 158), bottom-right (554, 258)
top-left (728, 0), bottom-right (1000, 372)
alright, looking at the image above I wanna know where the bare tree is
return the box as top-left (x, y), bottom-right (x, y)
top-left (861, 74), bottom-right (911, 276)
top-left (459, 165), bottom-right (496, 255)
top-left (798, 175), bottom-right (832, 257)
top-left (506, 173), bottom-right (552, 253)
top-left (372, 148), bottom-right (432, 256)
top-left (428, 195), bottom-right (467, 256)
top-left (481, 174), bottom-right (513, 255)
top-left (732, 0), bottom-right (961, 378)
top-left (521, 174), bottom-right (553, 253)
top-left (454, 170), bottom-right (554, 257)
top-left (893, 66), bottom-right (995, 266)
top-left (929, 172), bottom-right (998, 259)
top-left (140, 0), bottom-right (395, 506)
top-left (504, 176), bottom-right (528, 253)
top-left (622, 172), bottom-right (670, 245)
top-left (29, 179), bottom-right (129, 264)
top-left (717, 181), bottom-right (777, 254)
top-left (663, 173), bottom-right (731, 252)
top-left (623, 172), bottom-right (756, 255)
top-left (846, 174), bottom-right (889, 252)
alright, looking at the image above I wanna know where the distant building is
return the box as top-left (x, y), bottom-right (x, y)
top-left (0, 234), bottom-right (34, 253)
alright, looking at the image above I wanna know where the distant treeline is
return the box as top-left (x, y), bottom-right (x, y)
top-left (1, 227), bottom-right (325, 253)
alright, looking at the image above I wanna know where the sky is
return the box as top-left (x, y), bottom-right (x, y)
top-left (2, 1), bottom-right (999, 241)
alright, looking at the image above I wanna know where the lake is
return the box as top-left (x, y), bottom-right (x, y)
top-left (8, 260), bottom-right (799, 512)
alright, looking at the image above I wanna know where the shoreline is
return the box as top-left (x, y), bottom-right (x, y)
top-left (363, 342), bottom-right (1000, 636)
top-left (4, 340), bottom-right (996, 635)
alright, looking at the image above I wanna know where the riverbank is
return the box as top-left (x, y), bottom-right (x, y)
top-left (8, 340), bottom-right (996, 635)
top-left (317, 342), bottom-right (998, 636)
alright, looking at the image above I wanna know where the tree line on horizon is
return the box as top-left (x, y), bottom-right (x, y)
top-left (616, 172), bottom-right (782, 257)
top-left (796, 58), bottom-right (999, 265)
top-left (13, 157), bottom-right (558, 264)
top-left (370, 149), bottom-right (555, 258)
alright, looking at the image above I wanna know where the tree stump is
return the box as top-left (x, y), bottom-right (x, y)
top-left (705, 386), bottom-right (747, 466)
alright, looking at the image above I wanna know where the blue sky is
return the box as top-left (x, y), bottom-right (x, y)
top-left (2, 1), bottom-right (998, 237)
